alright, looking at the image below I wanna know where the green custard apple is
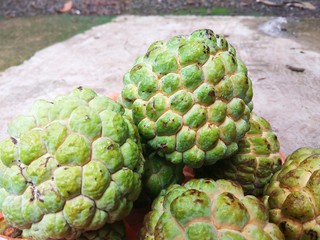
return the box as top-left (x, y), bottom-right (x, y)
top-left (263, 147), bottom-right (320, 239)
top-left (196, 112), bottom-right (282, 196)
top-left (140, 178), bottom-right (284, 240)
top-left (0, 87), bottom-right (144, 240)
top-left (120, 29), bottom-right (253, 168)
top-left (141, 152), bottom-right (184, 201)
top-left (78, 221), bottom-right (125, 240)
top-left (0, 218), bottom-right (125, 240)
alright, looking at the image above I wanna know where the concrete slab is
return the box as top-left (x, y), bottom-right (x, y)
top-left (0, 15), bottom-right (319, 156)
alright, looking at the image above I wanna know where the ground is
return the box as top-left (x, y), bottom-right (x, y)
top-left (0, 15), bottom-right (114, 72)
top-left (0, 15), bottom-right (319, 156)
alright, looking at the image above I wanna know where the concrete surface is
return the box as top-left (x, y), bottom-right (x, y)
top-left (0, 15), bottom-right (319, 156)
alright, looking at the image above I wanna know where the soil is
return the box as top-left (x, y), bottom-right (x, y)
top-left (0, 15), bottom-right (319, 156)
top-left (203, 0), bottom-right (320, 17)
top-left (1, 0), bottom-right (319, 17)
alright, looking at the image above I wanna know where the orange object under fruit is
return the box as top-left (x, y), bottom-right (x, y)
top-left (0, 213), bottom-right (23, 240)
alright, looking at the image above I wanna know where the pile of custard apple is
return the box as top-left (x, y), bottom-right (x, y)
top-left (0, 29), bottom-right (318, 240)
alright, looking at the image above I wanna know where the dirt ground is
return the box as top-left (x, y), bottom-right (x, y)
top-left (129, 0), bottom-right (320, 17)
top-left (1, 0), bottom-right (319, 17)
top-left (0, 15), bottom-right (319, 156)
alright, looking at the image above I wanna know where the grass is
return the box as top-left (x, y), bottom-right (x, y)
top-left (0, 14), bottom-right (114, 72)
top-left (173, 7), bottom-right (232, 16)
top-left (171, 6), bottom-right (262, 17)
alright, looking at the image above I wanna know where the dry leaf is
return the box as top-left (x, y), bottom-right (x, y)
top-left (256, 0), bottom-right (283, 7)
top-left (289, 2), bottom-right (316, 10)
top-left (257, 0), bottom-right (316, 10)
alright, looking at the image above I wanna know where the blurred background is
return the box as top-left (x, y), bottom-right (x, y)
top-left (0, 0), bottom-right (319, 155)
top-left (0, 0), bottom-right (319, 72)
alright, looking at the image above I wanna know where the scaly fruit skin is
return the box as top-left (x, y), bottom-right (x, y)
top-left (78, 221), bottom-right (125, 240)
top-left (196, 113), bottom-right (282, 196)
top-left (134, 151), bottom-right (184, 207)
top-left (140, 178), bottom-right (284, 240)
top-left (142, 152), bottom-right (184, 200)
top-left (0, 216), bottom-right (125, 240)
top-left (120, 29), bottom-right (253, 168)
top-left (263, 148), bottom-right (320, 240)
top-left (0, 87), bottom-right (144, 240)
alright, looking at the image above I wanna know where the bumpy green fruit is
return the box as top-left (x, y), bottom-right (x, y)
top-left (263, 148), bottom-right (320, 240)
top-left (142, 152), bottom-right (184, 200)
top-left (0, 87), bottom-right (144, 240)
top-left (120, 29), bottom-right (253, 168)
top-left (0, 218), bottom-right (125, 240)
top-left (140, 178), bottom-right (284, 240)
top-left (78, 221), bottom-right (125, 240)
top-left (196, 113), bottom-right (282, 196)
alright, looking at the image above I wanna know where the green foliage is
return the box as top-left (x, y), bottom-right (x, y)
top-left (173, 7), bottom-right (231, 16)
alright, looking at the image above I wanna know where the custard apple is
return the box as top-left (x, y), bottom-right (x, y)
top-left (78, 221), bottom-right (125, 240)
top-left (0, 216), bottom-right (125, 240)
top-left (263, 147), bottom-right (320, 239)
top-left (196, 113), bottom-right (282, 196)
top-left (141, 152), bottom-right (184, 200)
top-left (120, 29), bottom-right (253, 168)
top-left (140, 178), bottom-right (284, 239)
top-left (0, 87), bottom-right (144, 240)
